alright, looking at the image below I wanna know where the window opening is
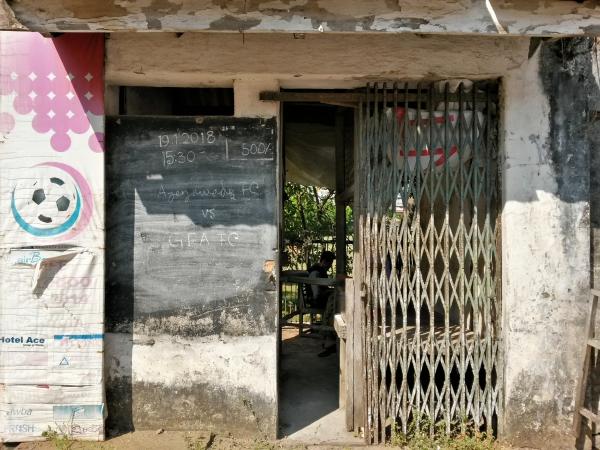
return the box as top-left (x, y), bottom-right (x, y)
top-left (117, 87), bottom-right (234, 116)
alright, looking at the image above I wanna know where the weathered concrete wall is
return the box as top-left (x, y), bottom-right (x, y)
top-left (105, 334), bottom-right (278, 435)
top-left (102, 32), bottom-right (600, 445)
top-left (501, 38), bottom-right (598, 448)
top-left (5, 0), bottom-right (600, 35)
top-left (590, 42), bottom-right (600, 297)
top-left (585, 42), bottom-right (600, 448)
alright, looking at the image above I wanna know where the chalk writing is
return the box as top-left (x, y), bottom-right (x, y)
top-left (158, 182), bottom-right (235, 203)
top-left (161, 148), bottom-right (224, 167)
top-left (158, 129), bottom-right (217, 148)
top-left (157, 182), bottom-right (262, 204)
top-left (227, 142), bottom-right (275, 161)
top-left (168, 232), bottom-right (240, 248)
top-left (241, 142), bottom-right (272, 156)
top-left (241, 183), bottom-right (260, 197)
top-left (106, 116), bottom-right (277, 318)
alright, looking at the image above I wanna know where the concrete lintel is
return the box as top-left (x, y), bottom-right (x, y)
top-left (105, 33), bottom-right (531, 89)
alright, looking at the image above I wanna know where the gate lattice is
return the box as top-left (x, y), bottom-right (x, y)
top-left (356, 82), bottom-right (501, 443)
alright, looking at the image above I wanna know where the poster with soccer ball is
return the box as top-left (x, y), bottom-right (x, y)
top-left (0, 32), bottom-right (104, 248)
top-left (0, 32), bottom-right (105, 442)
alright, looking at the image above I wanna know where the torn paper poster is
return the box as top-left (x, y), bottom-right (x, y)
top-left (1, 249), bottom-right (103, 319)
top-left (0, 403), bottom-right (104, 442)
top-left (0, 249), bottom-right (103, 385)
top-left (0, 247), bottom-right (105, 441)
top-left (0, 372), bottom-right (105, 442)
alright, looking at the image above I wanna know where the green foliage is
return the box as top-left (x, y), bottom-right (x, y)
top-left (283, 182), bottom-right (337, 243)
top-left (42, 427), bottom-right (114, 450)
top-left (283, 182), bottom-right (353, 272)
top-left (390, 415), bottom-right (496, 450)
top-left (42, 429), bottom-right (74, 450)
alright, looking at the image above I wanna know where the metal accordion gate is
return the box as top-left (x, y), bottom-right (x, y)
top-left (355, 81), bottom-right (501, 443)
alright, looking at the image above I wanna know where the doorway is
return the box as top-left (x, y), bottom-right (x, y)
top-left (273, 81), bottom-right (501, 444)
top-left (277, 98), bottom-right (357, 444)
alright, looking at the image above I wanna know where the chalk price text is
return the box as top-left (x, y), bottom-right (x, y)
top-left (241, 142), bottom-right (272, 157)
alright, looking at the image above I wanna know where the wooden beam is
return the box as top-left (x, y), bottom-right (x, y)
top-left (261, 91), bottom-right (364, 104)
top-left (260, 90), bottom-right (496, 105)
top-left (337, 186), bottom-right (355, 204)
top-left (335, 107), bottom-right (347, 276)
top-left (345, 278), bottom-right (355, 431)
top-left (352, 106), bottom-right (365, 437)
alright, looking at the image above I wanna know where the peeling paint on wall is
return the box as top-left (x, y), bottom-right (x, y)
top-left (501, 37), bottom-right (598, 448)
top-left (5, 0), bottom-right (600, 35)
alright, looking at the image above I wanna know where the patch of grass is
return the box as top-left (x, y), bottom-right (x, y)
top-left (42, 427), bottom-right (114, 450)
top-left (390, 415), bottom-right (496, 450)
top-left (42, 429), bottom-right (74, 450)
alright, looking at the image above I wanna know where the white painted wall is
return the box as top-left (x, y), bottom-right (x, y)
top-left (500, 47), bottom-right (592, 447)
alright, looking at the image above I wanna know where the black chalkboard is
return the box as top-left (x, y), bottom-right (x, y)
top-left (105, 116), bottom-right (278, 337)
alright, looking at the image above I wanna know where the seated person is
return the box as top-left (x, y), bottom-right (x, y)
top-left (307, 250), bottom-right (336, 309)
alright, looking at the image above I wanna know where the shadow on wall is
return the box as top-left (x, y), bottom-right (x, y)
top-left (539, 38), bottom-right (598, 206)
top-left (104, 116), bottom-right (278, 435)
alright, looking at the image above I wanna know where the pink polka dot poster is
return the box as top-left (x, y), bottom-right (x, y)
top-left (0, 33), bottom-right (104, 152)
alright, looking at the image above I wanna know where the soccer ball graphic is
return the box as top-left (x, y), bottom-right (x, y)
top-left (31, 177), bottom-right (72, 224)
top-left (12, 169), bottom-right (78, 230)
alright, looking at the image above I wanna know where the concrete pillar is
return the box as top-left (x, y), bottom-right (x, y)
top-left (234, 78), bottom-right (279, 118)
top-left (501, 38), bottom-right (597, 448)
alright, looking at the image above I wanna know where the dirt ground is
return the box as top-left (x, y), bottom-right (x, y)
top-left (0, 432), bottom-right (530, 450)
top-left (2, 430), bottom-right (380, 450)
